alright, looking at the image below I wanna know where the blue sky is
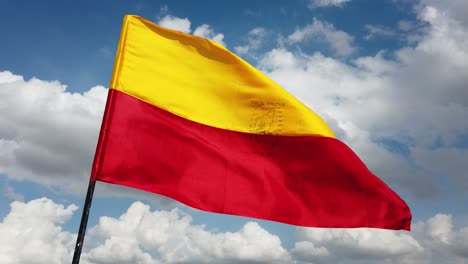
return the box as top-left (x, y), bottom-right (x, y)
top-left (0, 0), bottom-right (415, 90)
top-left (1, 0), bottom-right (468, 263)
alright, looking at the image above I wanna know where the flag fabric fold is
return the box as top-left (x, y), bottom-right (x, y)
top-left (91, 15), bottom-right (412, 230)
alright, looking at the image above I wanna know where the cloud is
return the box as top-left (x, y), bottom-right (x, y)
top-left (2, 198), bottom-right (468, 264)
top-left (309, 0), bottom-right (351, 8)
top-left (193, 24), bottom-right (226, 46)
top-left (157, 15), bottom-right (191, 33)
top-left (293, 228), bottom-right (421, 262)
top-left (293, 213), bottom-right (468, 263)
top-left (0, 71), bottom-right (106, 193)
top-left (288, 18), bottom-right (356, 56)
top-left (0, 198), bottom-right (290, 264)
top-left (157, 15), bottom-right (225, 46)
top-left (407, 214), bottom-right (468, 263)
top-left (417, 0), bottom-right (468, 28)
top-left (0, 198), bottom-right (77, 264)
top-left (85, 202), bottom-right (291, 264)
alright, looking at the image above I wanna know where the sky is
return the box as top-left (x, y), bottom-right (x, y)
top-left (1, 0), bottom-right (468, 263)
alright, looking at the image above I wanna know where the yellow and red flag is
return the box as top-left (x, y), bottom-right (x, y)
top-left (91, 15), bottom-right (411, 230)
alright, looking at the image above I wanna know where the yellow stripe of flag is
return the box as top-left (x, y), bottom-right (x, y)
top-left (110, 15), bottom-right (334, 137)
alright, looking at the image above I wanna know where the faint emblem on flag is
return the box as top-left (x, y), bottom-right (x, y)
top-left (248, 100), bottom-right (285, 156)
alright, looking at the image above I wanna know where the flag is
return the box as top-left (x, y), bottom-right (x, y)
top-left (91, 15), bottom-right (411, 230)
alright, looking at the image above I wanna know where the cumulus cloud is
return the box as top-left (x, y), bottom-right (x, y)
top-left (309, 0), bottom-right (351, 8)
top-left (193, 24), bottom-right (226, 46)
top-left (288, 18), bottom-right (356, 56)
top-left (2, 198), bottom-right (468, 264)
top-left (0, 198), bottom-right (290, 264)
top-left (84, 202), bottom-right (291, 264)
top-left (417, 0), bottom-right (468, 28)
top-left (406, 214), bottom-right (468, 263)
top-left (293, 213), bottom-right (468, 263)
top-left (158, 15), bottom-right (191, 33)
top-left (293, 228), bottom-right (421, 263)
top-left (0, 71), bottom-right (106, 193)
top-left (157, 15), bottom-right (225, 46)
top-left (0, 198), bottom-right (77, 264)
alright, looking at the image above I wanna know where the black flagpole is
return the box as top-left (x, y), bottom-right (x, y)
top-left (71, 75), bottom-right (114, 264)
top-left (72, 180), bottom-right (96, 264)
top-left (71, 81), bottom-right (114, 264)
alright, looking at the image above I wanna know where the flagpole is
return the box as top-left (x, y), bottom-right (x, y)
top-left (72, 180), bottom-right (96, 264)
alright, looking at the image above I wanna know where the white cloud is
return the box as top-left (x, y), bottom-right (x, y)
top-left (293, 241), bottom-right (330, 258)
top-left (309, 0), bottom-right (351, 8)
top-left (0, 198), bottom-right (290, 264)
top-left (193, 24), bottom-right (226, 46)
top-left (288, 18), bottom-right (356, 56)
top-left (424, 214), bottom-right (453, 243)
top-left (158, 15), bottom-right (191, 33)
top-left (2, 198), bottom-right (468, 264)
top-left (157, 15), bottom-right (225, 46)
top-left (417, 0), bottom-right (468, 28)
top-left (293, 227), bottom-right (422, 263)
top-left (0, 71), bottom-right (106, 192)
top-left (407, 214), bottom-right (468, 263)
top-left (84, 202), bottom-right (291, 264)
top-left (0, 198), bottom-right (77, 264)
top-left (293, 214), bottom-right (468, 263)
